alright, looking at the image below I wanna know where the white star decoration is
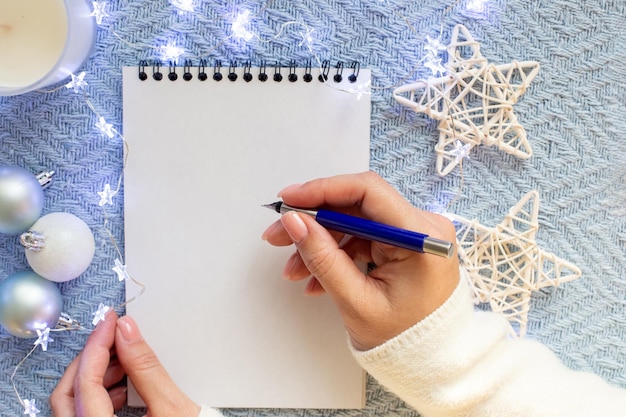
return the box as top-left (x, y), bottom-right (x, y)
top-left (65, 72), bottom-right (88, 93)
top-left (23, 399), bottom-right (40, 416)
top-left (95, 116), bottom-right (115, 138)
top-left (171, 0), bottom-right (194, 12)
top-left (450, 139), bottom-right (471, 163)
top-left (33, 328), bottom-right (53, 351)
top-left (423, 35), bottom-right (447, 76)
top-left (232, 10), bottom-right (254, 41)
top-left (424, 56), bottom-right (447, 77)
top-left (97, 183), bottom-right (117, 206)
top-left (89, 1), bottom-right (109, 25)
top-left (465, 0), bottom-right (488, 16)
top-left (424, 35), bottom-right (447, 55)
top-left (113, 258), bottom-right (130, 281)
top-left (394, 24), bottom-right (540, 176)
top-left (350, 80), bottom-right (371, 100)
top-left (160, 42), bottom-right (185, 62)
top-left (448, 191), bottom-right (582, 337)
top-left (92, 303), bottom-right (111, 326)
top-left (298, 28), bottom-right (315, 51)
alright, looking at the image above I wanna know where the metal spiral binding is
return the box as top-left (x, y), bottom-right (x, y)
top-left (137, 60), bottom-right (361, 83)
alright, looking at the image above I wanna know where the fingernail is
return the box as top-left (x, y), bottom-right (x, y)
top-left (117, 316), bottom-right (142, 342)
top-left (280, 211), bottom-right (308, 243)
top-left (261, 221), bottom-right (281, 241)
top-left (277, 183), bottom-right (302, 197)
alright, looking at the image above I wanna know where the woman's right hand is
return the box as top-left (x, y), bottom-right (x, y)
top-left (262, 171), bottom-right (460, 351)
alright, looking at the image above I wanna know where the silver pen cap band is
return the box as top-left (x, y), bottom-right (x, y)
top-left (423, 237), bottom-right (454, 258)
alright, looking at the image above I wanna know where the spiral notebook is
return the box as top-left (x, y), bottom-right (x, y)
top-left (122, 62), bottom-right (370, 409)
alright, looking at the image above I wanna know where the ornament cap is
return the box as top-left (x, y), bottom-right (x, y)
top-left (56, 312), bottom-right (84, 331)
top-left (19, 231), bottom-right (46, 252)
top-left (36, 171), bottom-right (55, 189)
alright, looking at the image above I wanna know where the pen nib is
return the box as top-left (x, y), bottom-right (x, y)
top-left (262, 201), bottom-right (282, 213)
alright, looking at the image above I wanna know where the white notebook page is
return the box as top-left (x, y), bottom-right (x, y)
top-left (122, 65), bottom-right (370, 409)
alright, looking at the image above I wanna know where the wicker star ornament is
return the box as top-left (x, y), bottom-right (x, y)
top-left (448, 191), bottom-right (582, 337)
top-left (394, 24), bottom-right (540, 176)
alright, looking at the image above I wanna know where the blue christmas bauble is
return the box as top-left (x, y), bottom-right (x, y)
top-left (0, 271), bottom-right (62, 338)
top-left (0, 166), bottom-right (44, 234)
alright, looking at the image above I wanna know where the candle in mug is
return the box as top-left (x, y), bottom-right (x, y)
top-left (0, 0), bottom-right (96, 96)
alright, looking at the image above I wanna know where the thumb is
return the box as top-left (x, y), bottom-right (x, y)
top-left (115, 316), bottom-right (200, 416)
top-left (280, 211), bottom-right (370, 310)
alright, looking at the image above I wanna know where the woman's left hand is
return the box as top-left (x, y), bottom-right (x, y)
top-left (50, 310), bottom-right (126, 417)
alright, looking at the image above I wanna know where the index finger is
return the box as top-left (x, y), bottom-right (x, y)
top-left (74, 310), bottom-right (118, 417)
top-left (278, 171), bottom-right (443, 236)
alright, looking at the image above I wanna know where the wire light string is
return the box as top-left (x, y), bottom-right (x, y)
top-left (11, 312), bottom-right (87, 416)
top-left (10, 0), bottom-right (486, 414)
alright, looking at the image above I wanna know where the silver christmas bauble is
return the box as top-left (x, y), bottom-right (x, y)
top-left (0, 166), bottom-right (45, 234)
top-left (24, 212), bottom-right (95, 282)
top-left (0, 270), bottom-right (63, 338)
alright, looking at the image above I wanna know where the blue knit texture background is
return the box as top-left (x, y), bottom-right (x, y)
top-left (1, 0), bottom-right (625, 415)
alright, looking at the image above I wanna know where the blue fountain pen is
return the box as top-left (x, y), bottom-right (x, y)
top-left (263, 201), bottom-right (454, 258)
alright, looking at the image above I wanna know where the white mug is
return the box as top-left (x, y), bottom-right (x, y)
top-left (0, 0), bottom-right (96, 96)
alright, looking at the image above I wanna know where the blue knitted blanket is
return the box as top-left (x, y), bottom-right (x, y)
top-left (1, 1), bottom-right (624, 416)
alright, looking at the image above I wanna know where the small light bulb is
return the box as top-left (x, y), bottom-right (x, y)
top-left (65, 72), bottom-right (88, 93)
top-left (450, 140), bottom-right (472, 162)
top-left (33, 328), bottom-right (53, 351)
top-left (171, 0), bottom-right (194, 12)
top-left (161, 42), bottom-right (185, 62)
top-left (23, 399), bottom-right (40, 417)
top-left (232, 10), bottom-right (254, 41)
top-left (299, 28), bottom-right (315, 51)
top-left (97, 184), bottom-right (118, 206)
top-left (464, 0), bottom-right (489, 17)
top-left (90, 1), bottom-right (109, 25)
top-left (113, 258), bottom-right (130, 281)
top-left (92, 304), bottom-right (111, 326)
top-left (96, 116), bottom-right (115, 138)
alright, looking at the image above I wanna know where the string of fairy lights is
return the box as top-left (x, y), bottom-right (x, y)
top-left (3, 0), bottom-right (489, 414)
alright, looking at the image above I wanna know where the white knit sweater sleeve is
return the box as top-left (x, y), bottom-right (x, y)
top-left (351, 272), bottom-right (626, 417)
